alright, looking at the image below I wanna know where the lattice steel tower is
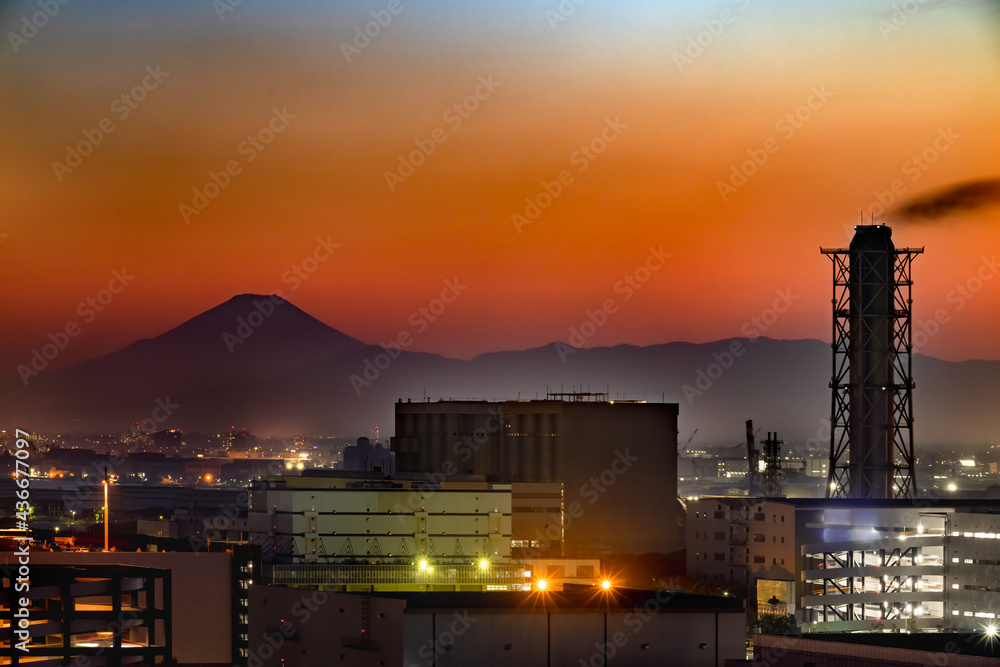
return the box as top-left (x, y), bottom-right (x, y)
top-left (821, 225), bottom-right (923, 499)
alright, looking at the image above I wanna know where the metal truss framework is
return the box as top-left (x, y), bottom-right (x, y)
top-left (805, 546), bottom-right (929, 622)
top-left (821, 245), bottom-right (923, 499)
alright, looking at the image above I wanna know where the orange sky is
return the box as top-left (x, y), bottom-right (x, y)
top-left (1, 0), bottom-right (999, 377)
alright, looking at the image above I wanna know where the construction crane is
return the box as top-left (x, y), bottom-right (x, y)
top-left (679, 428), bottom-right (699, 455)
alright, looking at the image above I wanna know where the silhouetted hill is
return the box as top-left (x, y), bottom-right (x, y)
top-left (3, 295), bottom-right (999, 446)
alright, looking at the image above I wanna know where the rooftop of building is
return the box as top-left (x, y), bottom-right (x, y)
top-left (348, 588), bottom-right (744, 613)
top-left (395, 393), bottom-right (678, 408)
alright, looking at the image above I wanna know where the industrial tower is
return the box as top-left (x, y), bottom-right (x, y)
top-left (821, 225), bottom-right (923, 499)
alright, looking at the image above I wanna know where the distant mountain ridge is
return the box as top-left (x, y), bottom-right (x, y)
top-left (3, 294), bottom-right (998, 446)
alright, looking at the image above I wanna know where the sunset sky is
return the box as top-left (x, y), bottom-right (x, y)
top-left (1, 0), bottom-right (999, 379)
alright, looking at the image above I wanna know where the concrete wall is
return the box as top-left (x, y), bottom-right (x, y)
top-left (250, 588), bottom-right (746, 667)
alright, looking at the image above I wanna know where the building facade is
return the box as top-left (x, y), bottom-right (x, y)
top-left (687, 497), bottom-right (1000, 633)
top-left (392, 396), bottom-right (682, 556)
top-left (248, 586), bottom-right (746, 667)
top-left (249, 471), bottom-right (598, 592)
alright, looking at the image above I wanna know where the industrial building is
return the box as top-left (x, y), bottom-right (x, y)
top-left (247, 585), bottom-right (746, 667)
top-left (249, 470), bottom-right (599, 591)
top-left (392, 394), bottom-right (682, 556)
top-left (687, 497), bottom-right (1000, 633)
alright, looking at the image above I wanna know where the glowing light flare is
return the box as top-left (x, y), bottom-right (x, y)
top-left (536, 578), bottom-right (548, 591)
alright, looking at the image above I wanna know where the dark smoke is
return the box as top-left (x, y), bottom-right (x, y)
top-left (892, 178), bottom-right (1000, 221)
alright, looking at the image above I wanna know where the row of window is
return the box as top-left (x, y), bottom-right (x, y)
top-left (752, 556), bottom-right (786, 565)
top-left (695, 509), bottom-right (786, 523)
top-left (692, 530), bottom-right (785, 544)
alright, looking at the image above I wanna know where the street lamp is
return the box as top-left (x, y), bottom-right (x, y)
top-left (102, 470), bottom-right (110, 552)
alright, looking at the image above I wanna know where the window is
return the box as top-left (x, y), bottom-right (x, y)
top-left (714, 511), bottom-right (725, 519)
top-left (753, 534), bottom-right (765, 543)
top-left (754, 513), bottom-right (765, 521)
top-left (781, 515), bottom-right (785, 522)
top-left (578, 565), bottom-right (594, 577)
top-left (715, 532), bottom-right (725, 540)
top-left (772, 536), bottom-right (776, 543)
top-left (952, 584), bottom-right (959, 589)
top-left (772, 558), bottom-right (777, 564)
top-left (780, 536), bottom-right (785, 544)
top-left (781, 559), bottom-right (785, 565)
top-left (753, 556), bottom-right (765, 564)
top-left (714, 553), bottom-right (725, 561)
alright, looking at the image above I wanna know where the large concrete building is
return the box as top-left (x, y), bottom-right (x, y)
top-left (250, 473), bottom-right (514, 564)
top-left (392, 395), bottom-right (682, 556)
top-left (688, 497), bottom-right (1000, 633)
top-left (248, 585), bottom-right (746, 667)
top-left (249, 471), bottom-right (599, 592)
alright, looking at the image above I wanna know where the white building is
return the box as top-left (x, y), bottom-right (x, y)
top-left (687, 497), bottom-right (1000, 632)
top-left (250, 475), bottom-right (511, 564)
top-left (250, 471), bottom-right (598, 591)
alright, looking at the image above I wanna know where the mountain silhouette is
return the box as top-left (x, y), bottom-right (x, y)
top-left (3, 294), bottom-right (998, 447)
